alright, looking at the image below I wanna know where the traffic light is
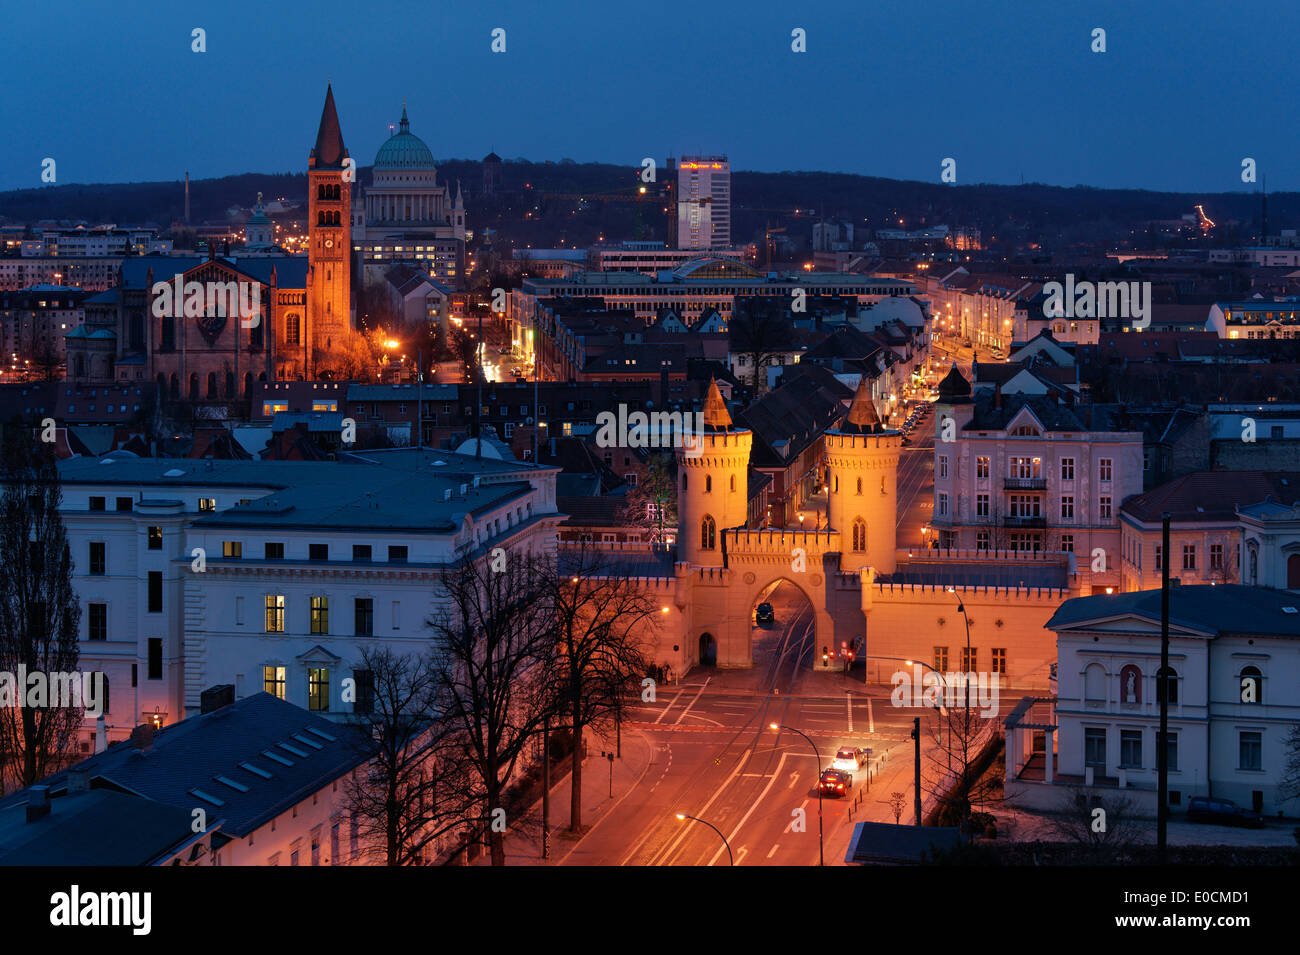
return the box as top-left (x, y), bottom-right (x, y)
top-left (822, 646), bottom-right (829, 666)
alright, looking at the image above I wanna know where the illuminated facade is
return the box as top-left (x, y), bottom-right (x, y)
top-left (677, 156), bottom-right (730, 250)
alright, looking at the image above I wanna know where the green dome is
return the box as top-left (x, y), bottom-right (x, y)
top-left (374, 106), bottom-right (434, 169)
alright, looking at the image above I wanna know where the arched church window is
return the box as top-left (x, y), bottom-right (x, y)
top-left (207, 372), bottom-right (218, 399)
top-left (852, 518), bottom-right (867, 553)
top-left (189, 374), bottom-right (199, 401)
top-left (701, 515), bottom-right (716, 551)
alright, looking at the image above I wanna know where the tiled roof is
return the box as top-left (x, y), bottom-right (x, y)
top-left (1047, 584), bottom-right (1300, 639)
top-left (1120, 470), bottom-right (1300, 523)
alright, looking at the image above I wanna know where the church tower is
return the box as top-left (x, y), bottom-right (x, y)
top-left (676, 380), bottom-right (752, 567)
top-left (826, 376), bottom-right (901, 574)
top-left (306, 84), bottom-right (352, 375)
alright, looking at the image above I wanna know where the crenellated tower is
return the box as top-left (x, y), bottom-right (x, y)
top-left (676, 379), bottom-right (752, 567)
top-left (826, 376), bottom-right (901, 574)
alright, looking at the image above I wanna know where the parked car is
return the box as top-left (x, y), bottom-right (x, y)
top-left (1186, 797), bottom-right (1264, 828)
top-left (819, 768), bottom-right (852, 796)
top-left (832, 746), bottom-right (870, 773)
top-left (755, 602), bottom-right (774, 625)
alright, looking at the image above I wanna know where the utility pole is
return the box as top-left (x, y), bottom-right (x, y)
top-left (416, 347), bottom-right (422, 449)
top-left (475, 310), bottom-right (483, 458)
top-left (1158, 511), bottom-right (1171, 861)
top-left (541, 715), bottom-right (550, 859)
top-left (912, 717), bottom-right (922, 826)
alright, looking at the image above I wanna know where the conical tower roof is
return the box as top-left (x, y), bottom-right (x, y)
top-left (701, 378), bottom-right (733, 430)
top-left (841, 375), bottom-right (883, 433)
top-left (937, 363), bottom-right (972, 403)
top-left (310, 84), bottom-right (348, 169)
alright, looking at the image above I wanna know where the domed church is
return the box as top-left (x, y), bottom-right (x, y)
top-left (352, 104), bottom-right (466, 287)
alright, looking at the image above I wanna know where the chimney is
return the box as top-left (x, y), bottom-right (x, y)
top-left (200, 684), bottom-right (235, 714)
top-left (67, 767), bottom-right (91, 794)
top-left (94, 713), bottom-right (107, 754)
top-left (25, 786), bottom-right (51, 824)
top-left (130, 723), bottom-right (155, 755)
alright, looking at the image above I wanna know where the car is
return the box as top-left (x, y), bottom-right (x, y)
top-left (1186, 797), bottom-right (1265, 828)
top-left (755, 602), bottom-right (774, 625)
top-left (819, 768), bottom-right (852, 796)
top-left (832, 746), bottom-right (870, 773)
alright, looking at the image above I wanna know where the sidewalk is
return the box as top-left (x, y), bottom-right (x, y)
top-left (473, 722), bottom-right (656, 865)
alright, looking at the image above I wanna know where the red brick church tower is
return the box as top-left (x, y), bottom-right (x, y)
top-left (306, 84), bottom-right (352, 376)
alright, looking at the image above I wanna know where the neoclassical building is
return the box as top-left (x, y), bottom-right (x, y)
top-left (352, 105), bottom-right (466, 288)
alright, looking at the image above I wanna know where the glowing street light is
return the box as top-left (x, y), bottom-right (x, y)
top-left (674, 812), bottom-right (733, 864)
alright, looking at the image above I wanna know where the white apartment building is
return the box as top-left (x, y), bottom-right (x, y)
top-left (932, 367), bottom-right (1142, 589)
top-left (1010, 584), bottom-right (1300, 818)
top-left (595, 241), bottom-right (744, 274)
top-left (58, 448), bottom-right (562, 754)
top-left (677, 156), bottom-right (730, 250)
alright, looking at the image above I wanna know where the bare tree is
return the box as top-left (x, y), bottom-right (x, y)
top-left (1044, 788), bottom-right (1143, 863)
top-left (429, 549), bottom-right (559, 865)
top-left (547, 544), bottom-right (659, 832)
top-left (343, 646), bottom-right (475, 866)
top-left (888, 792), bottom-right (907, 825)
top-left (730, 300), bottom-right (794, 394)
top-left (0, 437), bottom-right (82, 792)
top-left (1281, 723), bottom-right (1300, 803)
top-left (618, 453), bottom-right (676, 543)
top-left (924, 690), bottom-right (999, 827)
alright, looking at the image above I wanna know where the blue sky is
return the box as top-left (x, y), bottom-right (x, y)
top-left (1, 0), bottom-right (1294, 193)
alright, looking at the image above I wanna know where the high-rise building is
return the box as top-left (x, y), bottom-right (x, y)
top-left (677, 156), bottom-right (730, 250)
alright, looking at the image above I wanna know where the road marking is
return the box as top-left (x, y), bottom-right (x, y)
top-left (710, 752), bottom-right (788, 866)
top-left (867, 697), bottom-right (875, 734)
top-left (654, 687), bottom-right (686, 724)
top-left (783, 798), bottom-right (810, 833)
top-left (734, 846), bottom-right (749, 866)
top-left (647, 746), bottom-right (751, 866)
top-left (846, 691), bottom-right (853, 733)
top-left (673, 677), bottom-right (711, 725)
top-left (788, 771), bottom-right (799, 789)
top-left (766, 843), bottom-right (780, 859)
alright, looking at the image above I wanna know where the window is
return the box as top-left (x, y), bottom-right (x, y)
top-left (705, 475), bottom-right (712, 493)
top-left (1157, 666), bottom-right (1178, 705)
top-left (1239, 731), bottom-right (1262, 771)
top-left (1163, 731), bottom-right (1178, 771)
top-left (392, 601), bottom-right (400, 630)
top-left (331, 823), bottom-right (340, 866)
top-left (1009, 456), bottom-right (1038, 479)
top-left (116, 496), bottom-right (133, 512)
top-left (1120, 730), bottom-right (1143, 768)
top-left (700, 515), bottom-right (716, 550)
top-left (991, 648), bottom-right (1006, 674)
top-left (148, 526), bottom-right (163, 550)
top-left (265, 542), bottom-right (284, 560)
top-left (975, 531), bottom-right (990, 551)
top-left (1084, 728), bottom-right (1107, 768)
top-left (1099, 496), bottom-right (1112, 520)
top-left (1182, 544), bottom-right (1196, 570)
top-left (88, 603), bottom-right (107, 641)
top-left (1154, 544), bottom-right (1163, 571)
top-left (264, 666), bottom-right (286, 700)
top-left (1084, 663), bottom-right (1106, 702)
top-left (856, 476), bottom-right (863, 495)
top-left (222, 540), bottom-right (242, 558)
top-left (148, 638), bottom-right (162, 680)
top-left (1060, 534), bottom-right (1074, 553)
top-left (961, 647), bottom-right (976, 671)
top-left (976, 493), bottom-right (989, 518)
top-left (938, 493), bottom-right (948, 517)
top-left (1099, 458), bottom-right (1113, 482)
top-left (975, 456), bottom-right (989, 479)
top-left (89, 542), bottom-right (105, 576)
top-left (309, 543), bottom-right (328, 561)
top-left (1009, 494), bottom-right (1039, 517)
top-left (851, 519), bottom-right (866, 552)
top-left (89, 496), bottom-right (106, 511)
top-left (308, 668), bottom-right (330, 712)
top-left (148, 571), bottom-right (162, 613)
top-left (388, 545), bottom-right (408, 563)
top-left (354, 598), bottom-right (373, 636)
top-left (1060, 457), bottom-right (1074, 481)
top-left (353, 544), bottom-right (372, 562)
top-left (1060, 496), bottom-right (1074, 520)
top-left (1210, 543), bottom-right (1224, 571)
top-left (1143, 448), bottom-right (1152, 472)
top-left (1240, 666), bottom-right (1262, 703)
top-left (311, 596), bottom-right (329, 634)
top-left (933, 647), bottom-right (949, 672)
top-left (265, 595), bottom-right (285, 633)
top-left (198, 497), bottom-right (216, 512)
top-left (938, 456), bottom-right (948, 479)
top-left (354, 669), bottom-right (375, 714)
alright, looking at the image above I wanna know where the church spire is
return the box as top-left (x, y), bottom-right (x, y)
top-left (310, 83), bottom-right (348, 169)
top-left (399, 101), bottom-right (410, 133)
top-left (843, 375), bottom-right (883, 433)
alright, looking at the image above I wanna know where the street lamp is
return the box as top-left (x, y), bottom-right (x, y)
top-left (770, 722), bottom-right (823, 866)
top-left (674, 812), bottom-right (733, 865)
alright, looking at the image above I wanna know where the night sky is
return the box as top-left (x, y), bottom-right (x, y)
top-left (2, 0), bottom-right (1295, 193)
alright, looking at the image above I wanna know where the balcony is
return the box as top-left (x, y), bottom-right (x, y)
top-left (1003, 515), bottom-right (1046, 528)
top-left (1004, 477), bottom-right (1046, 490)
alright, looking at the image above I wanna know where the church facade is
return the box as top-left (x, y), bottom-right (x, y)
top-left (68, 85), bottom-right (363, 391)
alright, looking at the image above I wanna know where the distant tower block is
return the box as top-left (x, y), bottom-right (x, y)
top-left (675, 379), bottom-right (751, 568)
top-left (826, 376), bottom-right (901, 574)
